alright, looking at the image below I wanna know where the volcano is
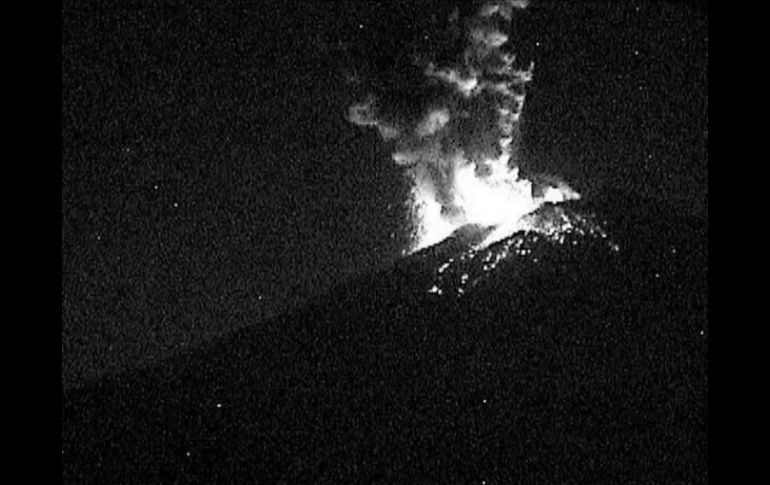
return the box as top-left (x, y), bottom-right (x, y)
top-left (61, 191), bottom-right (707, 483)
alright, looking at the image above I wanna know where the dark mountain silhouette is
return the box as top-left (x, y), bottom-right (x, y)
top-left (62, 191), bottom-right (707, 484)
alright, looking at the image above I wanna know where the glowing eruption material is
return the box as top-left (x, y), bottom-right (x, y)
top-left (348, 0), bottom-right (579, 252)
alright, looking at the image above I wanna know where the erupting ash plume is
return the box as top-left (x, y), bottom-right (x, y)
top-left (348, 0), bottom-right (580, 252)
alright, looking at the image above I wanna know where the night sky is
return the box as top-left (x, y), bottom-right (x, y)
top-left (61, 0), bottom-right (708, 388)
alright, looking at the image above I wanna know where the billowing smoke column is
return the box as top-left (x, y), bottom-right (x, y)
top-left (348, 0), bottom-right (579, 252)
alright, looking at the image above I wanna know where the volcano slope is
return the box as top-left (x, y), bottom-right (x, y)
top-left (62, 191), bottom-right (708, 484)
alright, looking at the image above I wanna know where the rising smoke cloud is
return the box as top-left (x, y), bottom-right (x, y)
top-left (348, 0), bottom-right (579, 251)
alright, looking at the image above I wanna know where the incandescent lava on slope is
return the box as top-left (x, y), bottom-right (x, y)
top-left (415, 202), bottom-right (620, 298)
